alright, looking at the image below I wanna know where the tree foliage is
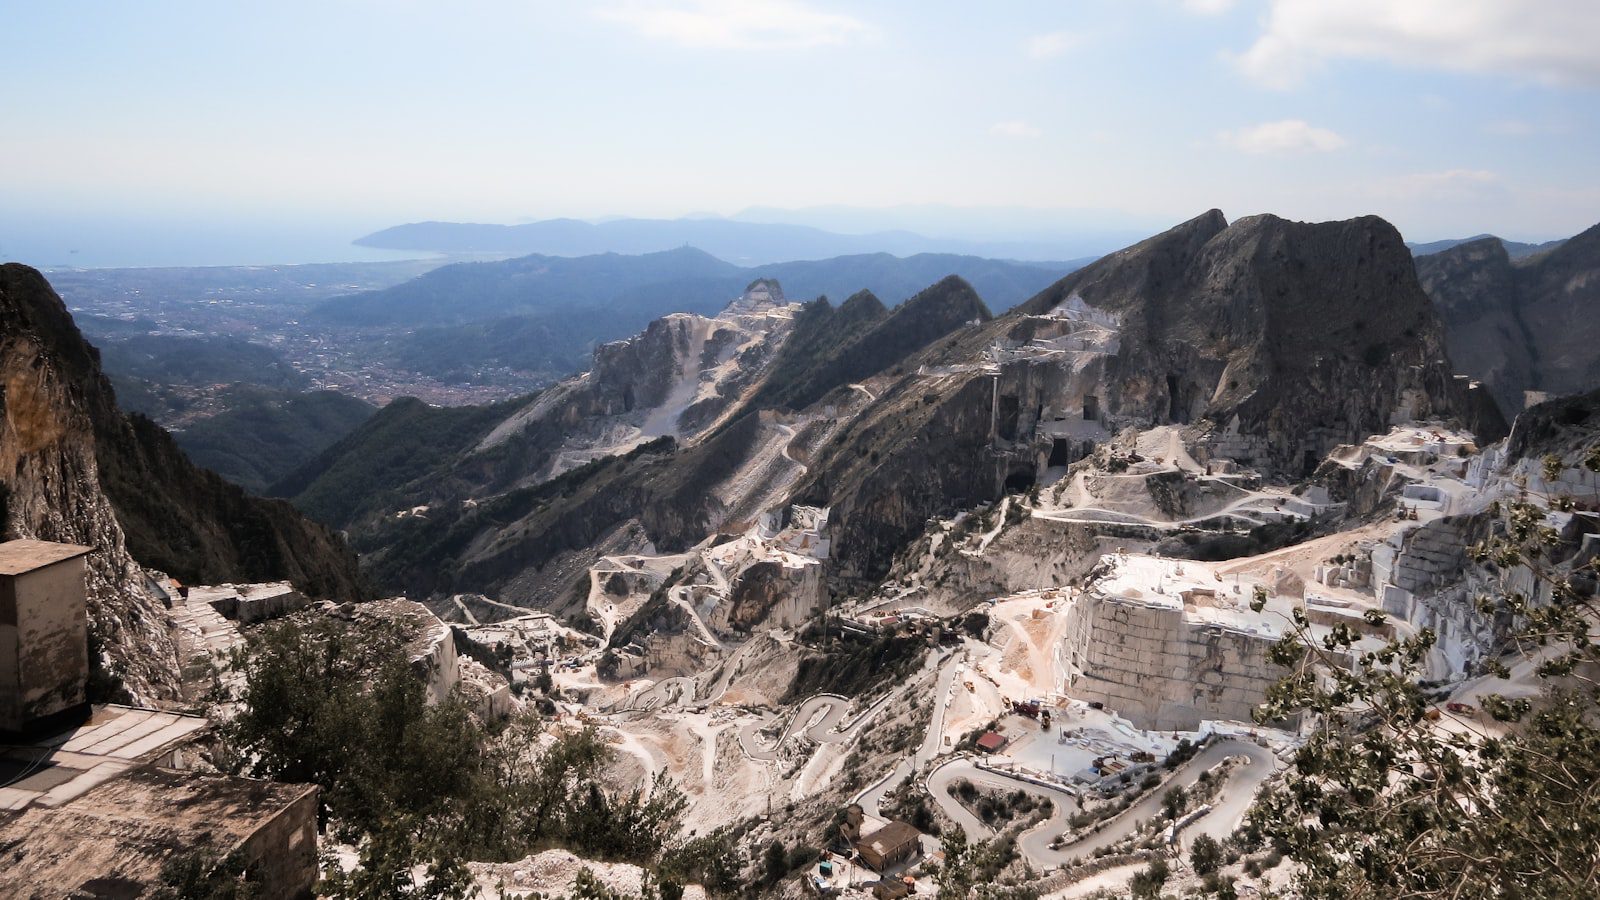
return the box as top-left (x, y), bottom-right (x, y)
top-left (1242, 454), bottom-right (1600, 899)
top-left (1189, 833), bottom-right (1222, 876)
top-left (222, 618), bottom-right (692, 898)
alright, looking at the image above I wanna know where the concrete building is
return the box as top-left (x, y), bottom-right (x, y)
top-left (0, 539), bottom-right (91, 735)
top-left (0, 538), bottom-right (321, 898)
top-left (854, 821), bottom-right (922, 872)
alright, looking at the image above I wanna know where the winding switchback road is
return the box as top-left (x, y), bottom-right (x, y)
top-left (926, 738), bottom-right (1278, 868)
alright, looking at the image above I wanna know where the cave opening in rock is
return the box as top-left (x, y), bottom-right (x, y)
top-left (1048, 438), bottom-right (1072, 467)
top-left (1004, 468), bottom-right (1036, 493)
top-left (1083, 394), bottom-right (1099, 421)
top-left (622, 384), bottom-right (636, 412)
top-left (1166, 375), bottom-right (1182, 423)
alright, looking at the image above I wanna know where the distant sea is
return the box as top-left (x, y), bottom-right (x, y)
top-left (0, 218), bottom-right (428, 270)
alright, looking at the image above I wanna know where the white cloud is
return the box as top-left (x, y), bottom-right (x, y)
top-left (991, 120), bottom-right (1042, 139)
top-left (1026, 30), bottom-right (1082, 59)
top-left (1181, 0), bottom-right (1237, 14)
top-left (595, 0), bottom-right (867, 50)
top-left (1217, 119), bottom-right (1347, 154)
top-left (1232, 0), bottom-right (1600, 89)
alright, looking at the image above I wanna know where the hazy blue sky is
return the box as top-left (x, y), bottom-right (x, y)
top-left (3, 0), bottom-right (1598, 258)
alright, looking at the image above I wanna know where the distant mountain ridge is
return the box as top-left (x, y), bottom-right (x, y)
top-left (313, 246), bottom-right (1082, 388)
top-left (1408, 234), bottom-right (1566, 259)
top-left (355, 215), bottom-right (1107, 264)
top-left (314, 246), bottom-right (1075, 327)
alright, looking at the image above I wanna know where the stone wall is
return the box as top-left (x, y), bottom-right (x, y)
top-left (712, 558), bottom-right (824, 634)
top-left (240, 784), bottom-right (320, 900)
top-left (1376, 516), bottom-right (1474, 601)
top-left (195, 582), bottom-right (310, 625)
top-left (1061, 593), bottom-right (1281, 731)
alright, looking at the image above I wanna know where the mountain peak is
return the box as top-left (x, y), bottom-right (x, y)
top-left (741, 277), bottom-right (783, 304)
top-left (839, 289), bottom-right (886, 318)
top-left (900, 274), bottom-right (991, 323)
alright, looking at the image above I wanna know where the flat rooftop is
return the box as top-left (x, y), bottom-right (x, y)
top-left (0, 705), bottom-right (208, 812)
top-left (1094, 554), bottom-right (1256, 609)
top-left (0, 766), bottom-right (316, 899)
top-left (0, 539), bottom-right (92, 576)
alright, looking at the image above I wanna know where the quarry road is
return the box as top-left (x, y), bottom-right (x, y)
top-left (927, 757), bottom-right (1078, 844)
top-left (925, 738), bottom-right (1276, 868)
top-left (1029, 494), bottom-right (1288, 531)
top-left (852, 650), bottom-right (963, 818)
top-left (626, 675), bottom-right (699, 711)
top-left (1022, 738), bottom-right (1277, 866)
top-left (774, 422), bottom-right (806, 475)
top-left (1178, 739), bottom-right (1279, 849)
top-left (738, 695), bottom-right (853, 761)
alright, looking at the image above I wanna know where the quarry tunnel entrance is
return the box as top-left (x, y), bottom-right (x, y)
top-left (1004, 468), bottom-right (1037, 494)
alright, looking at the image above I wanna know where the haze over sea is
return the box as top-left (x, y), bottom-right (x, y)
top-left (2, 215), bottom-right (428, 269)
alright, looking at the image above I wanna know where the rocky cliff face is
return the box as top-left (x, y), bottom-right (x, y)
top-left (1415, 238), bottom-right (1531, 415)
top-left (795, 212), bottom-right (1504, 592)
top-left (1, 266), bottom-right (180, 703)
top-left (286, 282), bottom-right (801, 537)
top-left (288, 215), bottom-right (1496, 618)
top-left (1418, 221), bottom-right (1600, 413)
top-left (0, 264), bottom-right (367, 700)
top-left (1029, 212), bottom-right (1501, 457)
top-left (297, 277), bottom-right (985, 613)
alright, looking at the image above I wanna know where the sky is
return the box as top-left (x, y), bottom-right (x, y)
top-left (3, 0), bottom-right (1598, 265)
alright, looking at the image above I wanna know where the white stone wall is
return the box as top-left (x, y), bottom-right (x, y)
top-left (1060, 593), bottom-right (1281, 731)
